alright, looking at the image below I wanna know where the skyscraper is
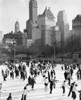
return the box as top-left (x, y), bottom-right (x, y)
top-left (72, 15), bottom-right (81, 50)
top-left (26, 0), bottom-right (41, 46)
top-left (38, 7), bottom-right (55, 46)
top-left (57, 10), bottom-right (69, 47)
top-left (72, 14), bottom-right (81, 37)
top-left (15, 21), bottom-right (20, 33)
top-left (29, 0), bottom-right (38, 23)
top-left (26, 0), bottom-right (64, 47)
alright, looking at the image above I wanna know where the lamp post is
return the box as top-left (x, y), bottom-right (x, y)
top-left (54, 41), bottom-right (56, 59)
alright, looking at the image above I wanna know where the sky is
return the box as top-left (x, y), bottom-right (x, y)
top-left (0, 0), bottom-right (81, 35)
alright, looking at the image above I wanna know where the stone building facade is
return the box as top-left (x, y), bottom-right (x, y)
top-left (72, 15), bottom-right (81, 38)
top-left (38, 7), bottom-right (56, 46)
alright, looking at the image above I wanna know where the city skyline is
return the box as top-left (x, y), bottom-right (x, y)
top-left (0, 0), bottom-right (81, 35)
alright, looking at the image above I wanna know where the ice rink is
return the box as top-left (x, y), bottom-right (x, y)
top-left (0, 64), bottom-right (81, 100)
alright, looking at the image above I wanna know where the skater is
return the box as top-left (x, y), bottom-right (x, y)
top-left (0, 83), bottom-right (2, 97)
top-left (0, 83), bottom-right (2, 90)
top-left (67, 71), bottom-right (71, 86)
top-left (27, 74), bottom-right (36, 90)
top-left (7, 93), bottom-right (12, 100)
top-left (68, 82), bottom-right (75, 97)
top-left (49, 70), bottom-right (54, 94)
top-left (71, 83), bottom-right (77, 100)
top-left (27, 76), bottom-right (32, 85)
top-left (53, 76), bottom-right (58, 88)
top-left (76, 69), bottom-right (80, 80)
top-left (2, 70), bottom-right (7, 81)
top-left (61, 66), bottom-right (63, 70)
top-left (70, 67), bottom-right (73, 78)
top-left (78, 90), bottom-right (81, 100)
top-left (31, 74), bottom-right (36, 90)
top-left (60, 80), bottom-right (66, 95)
top-left (20, 94), bottom-right (23, 100)
top-left (22, 86), bottom-right (27, 100)
top-left (64, 70), bottom-right (68, 80)
top-left (44, 77), bottom-right (49, 91)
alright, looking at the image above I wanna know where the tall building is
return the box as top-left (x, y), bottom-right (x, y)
top-left (15, 21), bottom-right (20, 33)
top-left (57, 10), bottom-right (69, 47)
top-left (72, 14), bottom-right (81, 38)
top-left (26, 0), bottom-right (41, 46)
top-left (72, 15), bottom-right (81, 51)
top-left (38, 7), bottom-right (56, 46)
top-left (29, 0), bottom-right (38, 23)
top-left (26, 0), bottom-right (61, 47)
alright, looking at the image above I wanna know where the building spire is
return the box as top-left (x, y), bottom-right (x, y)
top-left (29, 0), bottom-right (38, 23)
top-left (15, 21), bottom-right (20, 33)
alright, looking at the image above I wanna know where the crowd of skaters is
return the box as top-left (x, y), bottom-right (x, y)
top-left (0, 60), bottom-right (81, 100)
top-left (1, 62), bottom-right (28, 81)
top-left (61, 63), bottom-right (81, 100)
top-left (27, 61), bottom-right (81, 100)
top-left (26, 60), bottom-right (81, 100)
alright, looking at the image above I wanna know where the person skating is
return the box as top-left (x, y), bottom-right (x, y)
top-left (68, 82), bottom-right (75, 97)
top-left (44, 77), bottom-right (49, 91)
top-left (26, 74), bottom-right (36, 90)
top-left (20, 94), bottom-right (23, 100)
top-left (7, 93), bottom-right (12, 100)
top-left (22, 86), bottom-right (27, 100)
top-left (67, 71), bottom-right (71, 86)
top-left (53, 76), bottom-right (59, 88)
top-left (49, 70), bottom-right (54, 94)
top-left (0, 83), bottom-right (2, 97)
top-left (60, 80), bottom-right (66, 96)
top-left (78, 90), bottom-right (81, 100)
top-left (70, 67), bottom-right (73, 78)
top-left (64, 70), bottom-right (68, 80)
top-left (71, 82), bottom-right (77, 100)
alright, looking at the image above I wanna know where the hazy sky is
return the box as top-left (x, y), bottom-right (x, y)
top-left (0, 0), bottom-right (81, 35)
